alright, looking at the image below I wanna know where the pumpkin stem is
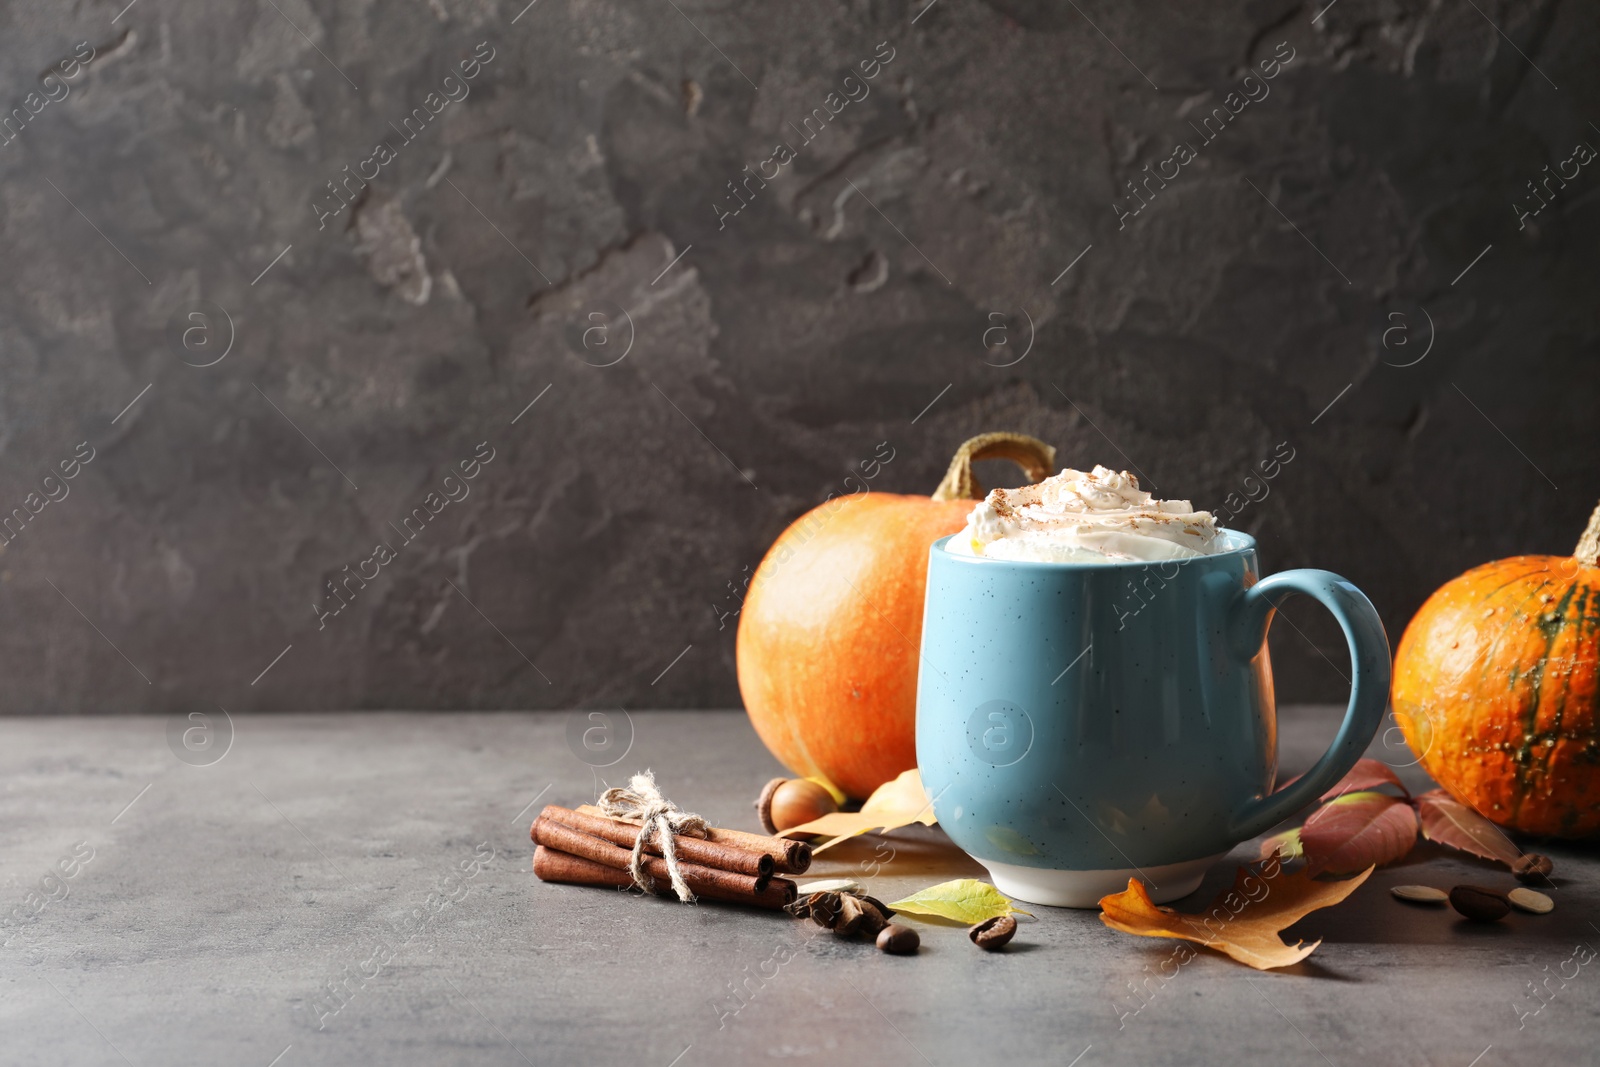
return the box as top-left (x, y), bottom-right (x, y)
top-left (1576, 500), bottom-right (1600, 567)
top-left (930, 432), bottom-right (1057, 502)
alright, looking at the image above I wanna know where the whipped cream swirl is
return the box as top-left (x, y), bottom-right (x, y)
top-left (947, 465), bottom-right (1220, 562)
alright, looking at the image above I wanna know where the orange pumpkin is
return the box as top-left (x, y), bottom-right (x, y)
top-left (737, 433), bottom-right (1055, 800)
top-left (1394, 501), bottom-right (1600, 838)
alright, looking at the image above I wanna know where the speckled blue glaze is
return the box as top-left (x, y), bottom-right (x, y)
top-left (916, 532), bottom-right (1391, 873)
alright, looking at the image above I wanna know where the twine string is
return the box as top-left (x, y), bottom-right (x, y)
top-left (597, 770), bottom-right (708, 902)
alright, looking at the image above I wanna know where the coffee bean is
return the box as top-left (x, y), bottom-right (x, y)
top-left (1508, 887), bottom-right (1554, 915)
top-left (876, 924), bottom-right (919, 955)
top-left (1390, 885), bottom-right (1448, 904)
top-left (1512, 853), bottom-right (1554, 883)
top-left (1449, 885), bottom-right (1510, 922)
top-left (969, 914), bottom-right (1018, 950)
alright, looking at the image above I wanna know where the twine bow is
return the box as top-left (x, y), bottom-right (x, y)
top-left (597, 770), bottom-right (708, 902)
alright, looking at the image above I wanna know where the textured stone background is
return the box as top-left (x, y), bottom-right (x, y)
top-left (0, 0), bottom-right (1594, 714)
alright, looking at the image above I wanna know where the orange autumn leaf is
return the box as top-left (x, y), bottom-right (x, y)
top-left (1098, 861), bottom-right (1373, 970)
top-left (778, 768), bottom-right (938, 854)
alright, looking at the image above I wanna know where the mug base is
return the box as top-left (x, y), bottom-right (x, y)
top-left (982, 852), bottom-right (1228, 909)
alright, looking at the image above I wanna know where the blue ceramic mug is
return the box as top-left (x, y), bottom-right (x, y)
top-left (915, 531), bottom-right (1390, 908)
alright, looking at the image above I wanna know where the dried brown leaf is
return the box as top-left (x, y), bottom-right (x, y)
top-left (1319, 757), bottom-right (1409, 801)
top-left (1414, 789), bottom-right (1521, 866)
top-left (1301, 791), bottom-right (1418, 875)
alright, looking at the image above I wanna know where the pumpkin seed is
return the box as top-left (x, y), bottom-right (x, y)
top-left (1508, 887), bottom-right (1554, 914)
top-left (1391, 885), bottom-right (1449, 904)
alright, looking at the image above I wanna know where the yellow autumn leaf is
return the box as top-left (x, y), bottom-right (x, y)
top-left (778, 768), bottom-right (937, 854)
top-left (804, 775), bottom-right (848, 807)
top-left (1257, 827), bottom-right (1303, 862)
top-left (886, 878), bottom-right (1033, 924)
top-left (1098, 861), bottom-right (1373, 970)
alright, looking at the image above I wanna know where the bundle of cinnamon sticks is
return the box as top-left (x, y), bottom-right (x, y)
top-left (531, 803), bottom-right (811, 910)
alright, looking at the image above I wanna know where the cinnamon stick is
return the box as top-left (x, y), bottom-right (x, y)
top-left (532, 817), bottom-right (796, 909)
top-left (575, 803), bottom-right (812, 875)
top-left (533, 845), bottom-right (634, 890)
top-left (533, 845), bottom-right (799, 910)
top-left (536, 805), bottom-right (774, 879)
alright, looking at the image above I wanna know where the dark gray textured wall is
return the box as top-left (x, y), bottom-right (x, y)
top-left (0, 0), bottom-right (1595, 714)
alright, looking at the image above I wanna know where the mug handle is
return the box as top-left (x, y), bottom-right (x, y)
top-left (1225, 569), bottom-right (1391, 841)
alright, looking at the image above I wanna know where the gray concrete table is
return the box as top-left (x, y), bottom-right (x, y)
top-left (0, 708), bottom-right (1594, 1066)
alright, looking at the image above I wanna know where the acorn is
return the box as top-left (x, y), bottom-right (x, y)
top-left (755, 777), bottom-right (840, 834)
